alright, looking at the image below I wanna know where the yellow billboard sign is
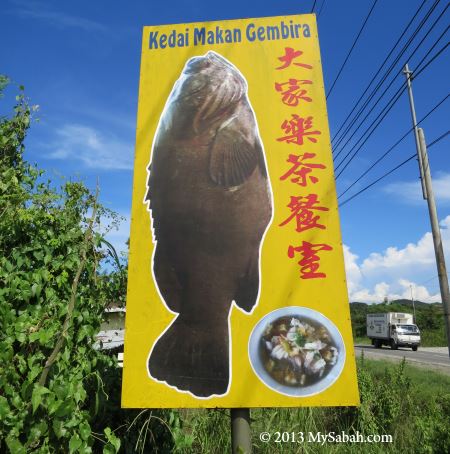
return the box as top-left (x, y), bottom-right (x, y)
top-left (122, 14), bottom-right (359, 408)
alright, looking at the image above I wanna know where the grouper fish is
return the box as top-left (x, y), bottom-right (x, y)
top-left (146, 51), bottom-right (272, 397)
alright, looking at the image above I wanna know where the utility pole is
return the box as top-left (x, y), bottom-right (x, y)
top-left (403, 63), bottom-right (450, 357)
top-left (410, 284), bottom-right (416, 323)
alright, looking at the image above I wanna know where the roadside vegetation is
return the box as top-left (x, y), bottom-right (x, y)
top-left (0, 78), bottom-right (171, 452)
top-left (1, 79), bottom-right (448, 453)
top-left (181, 357), bottom-right (450, 454)
top-left (350, 300), bottom-right (446, 347)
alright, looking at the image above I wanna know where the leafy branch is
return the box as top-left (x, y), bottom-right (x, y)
top-left (38, 187), bottom-right (99, 387)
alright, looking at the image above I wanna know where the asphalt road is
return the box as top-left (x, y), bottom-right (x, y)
top-left (354, 345), bottom-right (450, 375)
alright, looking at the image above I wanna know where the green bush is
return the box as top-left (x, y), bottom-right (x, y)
top-left (0, 78), bottom-right (188, 453)
top-left (0, 77), bottom-right (120, 452)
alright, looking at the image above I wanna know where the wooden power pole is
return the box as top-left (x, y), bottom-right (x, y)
top-left (403, 63), bottom-right (450, 357)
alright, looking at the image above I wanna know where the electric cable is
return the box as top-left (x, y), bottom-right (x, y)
top-left (339, 130), bottom-right (450, 207)
top-left (333, 3), bottom-right (447, 161)
top-left (331, 0), bottom-right (427, 143)
top-left (338, 93), bottom-right (450, 199)
top-left (334, 40), bottom-right (449, 177)
top-left (333, 77), bottom-right (406, 162)
top-left (414, 39), bottom-right (449, 79)
top-left (335, 81), bottom-right (408, 175)
top-left (333, 1), bottom-right (447, 157)
top-left (326, 0), bottom-right (379, 100)
top-left (318, 0), bottom-right (326, 17)
top-left (332, 0), bottom-right (443, 150)
top-left (333, 0), bottom-right (440, 147)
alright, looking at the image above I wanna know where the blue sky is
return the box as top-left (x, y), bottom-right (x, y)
top-left (2, 0), bottom-right (449, 303)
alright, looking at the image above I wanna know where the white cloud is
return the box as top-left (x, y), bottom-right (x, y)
top-left (349, 280), bottom-right (441, 304)
top-left (342, 245), bottom-right (362, 294)
top-left (384, 172), bottom-right (450, 205)
top-left (361, 233), bottom-right (435, 272)
top-left (48, 124), bottom-right (133, 170)
top-left (344, 215), bottom-right (450, 303)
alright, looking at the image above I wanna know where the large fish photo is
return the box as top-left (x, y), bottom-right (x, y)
top-left (145, 51), bottom-right (272, 398)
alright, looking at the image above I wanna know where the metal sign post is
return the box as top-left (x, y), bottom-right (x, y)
top-left (231, 408), bottom-right (252, 453)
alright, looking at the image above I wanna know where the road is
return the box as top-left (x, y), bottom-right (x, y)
top-left (354, 345), bottom-right (450, 375)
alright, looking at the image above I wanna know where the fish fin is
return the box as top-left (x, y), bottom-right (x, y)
top-left (209, 122), bottom-right (259, 187)
top-left (234, 252), bottom-right (260, 313)
top-left (153, 243), bottom-right (183, 312)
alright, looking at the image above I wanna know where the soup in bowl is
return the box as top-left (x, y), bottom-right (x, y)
top-left (248, 307), bottom-right (346, 397)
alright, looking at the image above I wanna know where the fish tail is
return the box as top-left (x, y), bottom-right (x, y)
top-left (148, 316), bottom-right (230, 397)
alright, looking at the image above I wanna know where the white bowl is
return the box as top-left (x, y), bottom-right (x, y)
top-left (248, 306), bottom-right (346, 397)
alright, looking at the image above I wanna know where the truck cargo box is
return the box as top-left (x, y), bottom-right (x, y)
top-left (367, 313), bottom-right (389, 339)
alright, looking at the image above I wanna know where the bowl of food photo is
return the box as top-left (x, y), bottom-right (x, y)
top-left (248, 306), bottom-right (346, 397)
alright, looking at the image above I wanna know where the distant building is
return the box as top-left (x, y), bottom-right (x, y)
top-left (95, 305), bottom-right (125, 352)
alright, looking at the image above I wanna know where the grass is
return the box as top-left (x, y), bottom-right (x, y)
top-left (420, 327), bottom-right (446, 347)
top-left (174, 358), bottom-right (450, 454)
top-left (362, 358), bottom-right (450, 401)
top-left (353, 336), bottom-right (371, 345)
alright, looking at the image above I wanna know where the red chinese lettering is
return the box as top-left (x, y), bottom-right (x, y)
top-left (275, 79), bottom-right (313, 106)
top-left (280, 153), bottom-right (326, 186)
top-left (288, 241), bottom-right (333, 279)
top-left (276, 47), bottom-right (313, 70)
top-left (277, 115), bottom-right (321, 146)
top-left (279, 194), bottom-right (329, 232)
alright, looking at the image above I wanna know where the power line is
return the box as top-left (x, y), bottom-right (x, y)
top-left (334, 81), bottom-right (408, 176)
top-left (417, 273), bottom-right (450, 286)
top-left (339, 130), bottom-right (450, 207)
top-left (339, 155), bottom-right (416, 207)
top-left (410, 13), bottom-right (449, 69)
top-left (336, 37), bottom-right (449, 179)
top-left (333, 40), bottom-right (449, 178)
top-left (326, 0), bottom-right (379, 100)
top-left (332, 0), bottom-right (442, 149)
top-left (318, 0), bottom-right (326, 17)
top-left (419, 275), bottom-right (439, 285)
top-left (333, 28), bottom-right (449, 167)
top-left (414, 39), bottom-right (449, 79)
top-left (331, 0), bottom-right (427, 143)
top-left (333, 77), bottom-right (406, 163)
top-left (332, 0), bottom-right (440, 146)
top-left (333, 1), bottom-right (446, 158)
top-left (335, 4), bottom-right (448, 163)
top-left (338, 93), bottom-right (450, 199)
top-left (427, 130), bottom-right (450, 148)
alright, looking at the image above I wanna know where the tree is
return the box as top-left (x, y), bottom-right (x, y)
top-left (0, 77), bottom-right (123, 453)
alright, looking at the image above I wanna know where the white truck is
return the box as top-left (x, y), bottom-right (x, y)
top-left (367, 312), bottom-right (421, 351)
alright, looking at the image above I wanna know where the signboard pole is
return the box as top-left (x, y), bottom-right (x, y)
top-left (231, 408), bottom-right (252, 453)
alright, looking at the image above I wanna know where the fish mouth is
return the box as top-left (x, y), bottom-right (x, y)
top-left (184, 51), bottom-right (232, 74)
top-left (205, 51), bottom-right (233, 68)
top-left (184, 56), bottom-right (209, 74)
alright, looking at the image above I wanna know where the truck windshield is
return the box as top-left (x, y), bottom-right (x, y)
top-left (397, 324), bottom-right (419, 333)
